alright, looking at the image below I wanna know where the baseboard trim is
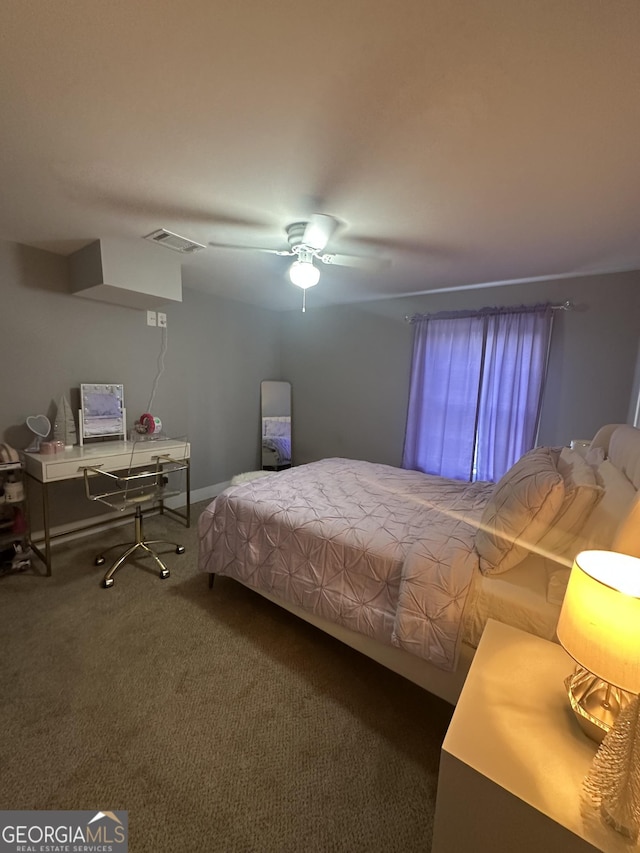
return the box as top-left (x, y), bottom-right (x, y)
top-left (176, 481), bottom-right (230, 507)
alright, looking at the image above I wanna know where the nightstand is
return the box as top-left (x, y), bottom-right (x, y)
top-left (432, 620), bottom-right (633, 853)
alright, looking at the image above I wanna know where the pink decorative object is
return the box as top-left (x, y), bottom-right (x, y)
top-left (40, 442), bottom-right (56, 455)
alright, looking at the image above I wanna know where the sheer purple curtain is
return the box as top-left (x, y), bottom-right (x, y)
top-left (402, 315), bottom-right (484, 479)
top-left (403, 305), bottom-right (552, 482)
top-left (474, 306), bottom-right (553, 480)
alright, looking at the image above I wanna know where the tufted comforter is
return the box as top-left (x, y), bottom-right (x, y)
top-left (198, 458), bottom-right (494, 671)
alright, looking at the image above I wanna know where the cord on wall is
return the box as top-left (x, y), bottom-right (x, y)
top-left (145, 325), bottom-right (168, 413)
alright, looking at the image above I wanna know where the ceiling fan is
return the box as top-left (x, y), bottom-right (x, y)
top-left (208, 214), bottom-right (389, 291)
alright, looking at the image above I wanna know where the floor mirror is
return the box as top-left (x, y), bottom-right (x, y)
top-left (261, 381), bottom-right (292, 470)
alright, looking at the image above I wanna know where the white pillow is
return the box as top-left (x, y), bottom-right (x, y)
top-left (614, 492), bottom-right (640, 557)
top-left (608, 425), bottom-right (640, 490)
top-left (570, 460), bottom-right (637, 553)
top-left (476, 447), bottom-right (565, 576)
top-left (536, 448), bottom-right (604, 558)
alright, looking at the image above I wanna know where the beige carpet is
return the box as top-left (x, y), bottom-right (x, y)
top-left (0, 502), bottom-right (453, 852)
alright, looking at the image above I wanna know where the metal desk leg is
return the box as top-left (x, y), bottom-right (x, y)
top-left (157, 457), bottom-right (190, 528)
top-left (25, 474), bottom-right (52, 576)
top-left (42, 482), bottom-right (51, 575)
top-left (186, 459), bottom-right (191, 528)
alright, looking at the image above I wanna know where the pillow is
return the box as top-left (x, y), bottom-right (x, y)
top-left (614, 492), bottom-right (640, 558)
top-left (476, 447), bottom-right (565, 576)
top-left (585, 446), bottom-right (605, 467)
top-left (608, 425), bottom-right (640, 490)
top-left (536, 448), bottom-right (604, 558)
top-left (570, 459), bottom-right (637, 553)
top-left (547, 568), bottom-right (571, 605)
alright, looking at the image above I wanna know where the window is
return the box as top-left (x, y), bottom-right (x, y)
top-left (402, 305), bottom-right (553, 482)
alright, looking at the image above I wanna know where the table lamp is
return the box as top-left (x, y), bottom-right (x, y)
top-left (557, 549), bottom-right (640, 839)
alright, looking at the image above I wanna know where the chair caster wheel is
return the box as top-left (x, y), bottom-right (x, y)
top-left (160, 568), bottom-right (170, 579)
top-left (95, 556), bottom-right (105, 566)
top-left (176, 545), bottom-right (185, 554)
top-left (103, 578), bottom-right (114, 589)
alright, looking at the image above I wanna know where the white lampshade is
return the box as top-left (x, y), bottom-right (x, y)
top-left (557, 550), bottom-right (640, 693)
top-left (289, 260), bottom-right (320, 289)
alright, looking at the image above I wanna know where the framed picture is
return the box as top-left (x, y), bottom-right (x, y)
top-left (79, 383), bottom-right (126, 444)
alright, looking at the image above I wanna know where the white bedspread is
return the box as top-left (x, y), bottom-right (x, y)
top-left (199, 458), bottom-right (494, 671)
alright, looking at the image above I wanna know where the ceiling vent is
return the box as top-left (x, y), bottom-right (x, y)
top-left (144, 229), bottom-right (206, 254)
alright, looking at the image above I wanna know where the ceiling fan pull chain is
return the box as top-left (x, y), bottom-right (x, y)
top-left (302, 289), bottom-right (306, 313)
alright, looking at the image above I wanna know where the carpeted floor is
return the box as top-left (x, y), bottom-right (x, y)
top-left (0, 502), bottom-right (453, 852)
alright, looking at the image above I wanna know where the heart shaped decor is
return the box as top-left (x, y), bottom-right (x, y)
top-left (26, 414), bottom-right (51, 438)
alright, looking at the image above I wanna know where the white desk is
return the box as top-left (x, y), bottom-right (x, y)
top-left (23, 439), bottom-right (190, 575)
top-left (432, 620), bottom-right (632, 853)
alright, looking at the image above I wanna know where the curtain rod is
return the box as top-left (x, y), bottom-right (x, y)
top-left (404, 300), bottom-right (573, 324)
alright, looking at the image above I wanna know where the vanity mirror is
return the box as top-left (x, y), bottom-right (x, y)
top-left (79, 383), bottom-right (126, 445)
top-left (261, 381), bottom-right (292, 470)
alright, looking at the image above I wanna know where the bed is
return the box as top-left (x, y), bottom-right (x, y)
top-left (261, 415), bottom-right (291, 470)
top-left (199, 424), bottom-right (640, 704)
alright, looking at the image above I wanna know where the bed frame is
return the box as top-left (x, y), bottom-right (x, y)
top-left (242, 583), bottom-right (474, 704)
top-left (207, 424), bottom-right (640, 706)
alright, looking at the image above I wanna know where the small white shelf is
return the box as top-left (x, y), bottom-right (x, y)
top-left (0, 459), bottom-right (31, 575)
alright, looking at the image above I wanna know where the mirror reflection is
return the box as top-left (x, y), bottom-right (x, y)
top-left (261, 380), bottom-right (292, 470)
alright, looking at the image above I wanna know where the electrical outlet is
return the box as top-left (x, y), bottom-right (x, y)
top-left (157, 312), bottom-right (167, 328)
top-left (147, 310), bottom-right (157, 327)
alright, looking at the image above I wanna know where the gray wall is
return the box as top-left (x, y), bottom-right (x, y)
top-left (280, 271), bottom-right (640, 467)
top-left (0, 240), bottom-right (281, 526)
top-left (2, 236), bottom-right (639, 525)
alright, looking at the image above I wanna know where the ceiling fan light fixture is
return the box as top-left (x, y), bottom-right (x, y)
top-left (289, 259), bottom-right (320, 289)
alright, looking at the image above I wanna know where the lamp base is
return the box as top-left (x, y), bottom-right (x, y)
top-left (565, 666), bottom-right (633, 742)
top-left (584, 694), bottom-right (640, 843)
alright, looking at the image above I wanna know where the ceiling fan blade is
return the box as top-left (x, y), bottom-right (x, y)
top-left (303, 214), bottom-right (339, 252)
top-left (347, 234), bottom-right (453, 258)
top-left (319, 252), bottom-right (390, 270)
top-left (208, 242), bottom-right (293, 256)
top-left (64, 181), bottom-right (269, 229)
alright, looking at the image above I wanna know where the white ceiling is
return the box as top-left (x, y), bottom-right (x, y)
top-left (1, 0), bottom-right (639, 311)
